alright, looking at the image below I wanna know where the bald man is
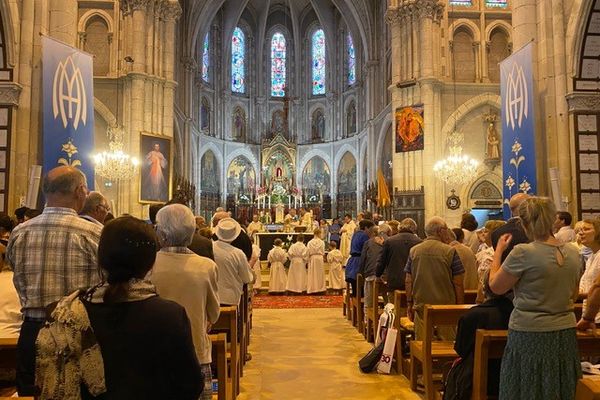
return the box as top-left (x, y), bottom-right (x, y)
top-left (491, 193), bottom-right (531, 262)
top-left (7, 166), bottom-right (102, 395)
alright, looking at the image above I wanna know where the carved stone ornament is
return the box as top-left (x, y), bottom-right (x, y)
top-left (385, 8), bottom-right (400, 25)
top-left (389, 0), bottom-right (444, 23)
top-left (161, 1), bottom-right (183, 22)
top-left (0, 82), bottom-right (22, 106)
top-left (566, 92), bottom-right (600, 113)
top-left (181, 56), bottom-right (198, 72)
top-left (120, 0), bottom-right (151, 16)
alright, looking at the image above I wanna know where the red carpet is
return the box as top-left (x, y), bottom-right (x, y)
top-left (253, 294), bottom-right (343, 309)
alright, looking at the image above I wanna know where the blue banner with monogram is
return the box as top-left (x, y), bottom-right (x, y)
top-left (42, 36), bottom-right (95, 189)
top-left (500, 42), bottom-right (536, 219)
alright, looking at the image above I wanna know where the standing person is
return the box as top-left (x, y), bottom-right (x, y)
top-left (151, 204), bottom-right (220, 400)
top-left (249, 237), bottom-right (262, 292)
top-left (327, 241), bottom-right (344, 291)
top-left (461, 213), bottom-right (480, 254)
top-left (405, 216), bottom-right (465, 340)
top-left (267, 239), bottom-right (288, 293)
top-left (247, 214), bottom-right (264, 238)
top-left (329, 217), bottom-right (341, 248)
top-left (553, 211), bottom-right (576, 244)
top-left (445, 228), bottom-right (478, 291)
top-left (577, 219), bottom-right (600, 324)
top-left (286, 235), bottom-right (307, 293)
top-left (79, 191), bottom-right (111, 226)
top-left (345, 220), bottom-right (375, 296)
top-left (339, 214), bottom-right (356, 265)
top-left (36, 216), bottom-right (203, 400)
top-left (491, 193), bottom-right (531, 262)
top-left (6, 166), bottom-right (102, 395)
top-left (319, 219), bottom-right (329, 241)
top-left (376, 218), bottom-right (422, 303)
top-left (306, 229), bottom-right (326, 294)
top-left (489, 197), bottom-right (581, 400)
top-left (360, 224), bottom-right (391, 309)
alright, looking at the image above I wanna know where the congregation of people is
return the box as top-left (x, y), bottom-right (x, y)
top-left (0, 165), bottom-right (599, 399)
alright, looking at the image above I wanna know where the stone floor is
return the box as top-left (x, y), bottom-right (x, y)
top-left (237, 308), bottom-right (422, 400)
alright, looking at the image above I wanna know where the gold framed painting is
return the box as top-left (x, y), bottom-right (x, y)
top-left (139, 132), bottom-right (173, 204)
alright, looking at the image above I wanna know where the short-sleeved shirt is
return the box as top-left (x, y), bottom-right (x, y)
top-left (212, 240), bottom-right (253, 305)
top-left (501, 242), bottom-right (580, 332)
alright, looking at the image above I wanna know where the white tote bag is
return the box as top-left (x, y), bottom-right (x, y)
top-left (377, 327), bottom-right (397, 374)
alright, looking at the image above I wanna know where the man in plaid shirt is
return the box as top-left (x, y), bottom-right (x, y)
top-left (7, 166), bottom-right (102, 395)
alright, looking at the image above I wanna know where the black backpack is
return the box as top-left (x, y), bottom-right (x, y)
top-left (443, 355), bottom-right (473, 400)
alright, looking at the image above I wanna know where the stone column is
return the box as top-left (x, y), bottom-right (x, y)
top-left (49, 0), bottom-right (77, 46)
top-left (162, 1), bottom-right (182, 138)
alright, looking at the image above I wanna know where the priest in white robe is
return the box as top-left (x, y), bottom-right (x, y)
top-left (339, 214), bottom-right (356, 265)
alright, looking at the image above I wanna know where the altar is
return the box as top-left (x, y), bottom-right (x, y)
top-left (255, 232), bottom-right (314, 260)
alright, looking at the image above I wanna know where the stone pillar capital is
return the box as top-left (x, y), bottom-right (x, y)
top-left (385, 8), bottom-right (400, 25)
top-left (120, 0), bottom-right (151, 16)
top-left (181, 56), bottom-right (198, 72)
top-left (161, 1), bottom-right (182, 22)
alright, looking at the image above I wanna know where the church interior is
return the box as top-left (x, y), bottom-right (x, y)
top-left (0, 0), bottom-right (600, 399)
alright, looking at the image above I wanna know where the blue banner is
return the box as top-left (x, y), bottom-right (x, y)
top-left (500, 42), bottom-right (536, 218)
top-left (42, 36), bottom-right (94, 189)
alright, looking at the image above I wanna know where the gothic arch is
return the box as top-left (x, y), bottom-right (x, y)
top-left (449, 19), bottom-right (481, 42)
top-left (78, 9), bottom-right (114, 34)
top-left (333, 144), bottom-right (358, 177)
top-left (566, 0), bottom-right (592, 77)
top-left (441, 93), bottom-right (501, 136)
top-left (344, 96), bottom-right (357, 137)
top-left (484, 21), bottom-right (512, 42)
top-left (306, 23), bottom-right (327, 96)
top-left (375, 115), bottom-right (393, 174)
top-left (460, 171), bottom-right (503, 208)
top-left (224, 147), bottom-right (259, 179)
top-left (93, 98), bottom-right (117, 127)
top-left (297, 148), bottom-right (332, 184)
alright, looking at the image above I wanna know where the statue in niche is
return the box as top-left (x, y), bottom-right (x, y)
top-left (232, 107), bottom-right (246, 142)
top-left (485, 117), bottom-right (500, 160)
top-left (271, 110), bottom-right (284, 135)
top-left (200, 98), bottom-right (210, 133)
top-left (311, 109), bottom-right (325, 142)
top-left (346, 101), bottom-right (356, 137)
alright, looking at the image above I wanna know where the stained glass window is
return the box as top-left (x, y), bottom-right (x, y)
top-left (271, 32), bottom-right (286, 97)
top-left (231, 27), bottom-right (245, 93)
top-left (202, 33), bottom-right (209, 82)
top-left (347, 34), bottom-right (356, 85)
top-left (486, 0), bottom-right (508, 7)
top-left (449, 0), bottom-right (472, 5)
top-left (312, 29), bottom-right (326, 95)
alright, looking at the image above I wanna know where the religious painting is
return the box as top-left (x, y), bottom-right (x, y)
top-left (200, 97), bottom-right (210, 132)
top-left (346, 100), bottom-right (357, 137)
top-left (311, 108), bottom-right (325, 142)
top-left (395, 104), bottom-right (424, 153)
top-left (337, 152), bottom-right (357, 193)
top-left (263, 150), bottom-right (293, 193)
top-left (139, 132), bottom-right (172, 204)
top-left (302, 156), bottom-right (331, 194)
top-left (232, 106), bottom-right (246, 142)
top-left (227, 156), bottom-right (256, 195)
top-left (200, 150), bottom-right (220, 194)
top-left (271, 110), bottom-right (284, 135)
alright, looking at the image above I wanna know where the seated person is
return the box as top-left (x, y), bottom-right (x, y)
top-left (445, 270), bottom-right (513, 400)
top-left (36, 216), bottom-right (203, 400)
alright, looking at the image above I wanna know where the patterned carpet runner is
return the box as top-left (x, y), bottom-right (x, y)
top-left (253, 294), bottom-right (343, 309)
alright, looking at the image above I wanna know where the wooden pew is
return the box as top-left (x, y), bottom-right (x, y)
top-left (393, 290), bottom-right (412, 377)
top-left (576, 377), bottom-right (600, 400)
top-left (240, 285), bottom-right (249, 373)
top-left (0, 338), bottom-right (17, 369)
top-left (409, 304), bottom-right (474, 400)
top-left (464, 290), bottom-right (478, 304)
top-left (344, 281), bottom-right (353, 322)
top-left (212, 306), bottom-right (240, 397)
top-left (209, 333), bottom-right (231, 400)
top-left (364, 279), bottom-right (375, 342)
top-left (354, 274), bottom-right (365, 335)
top-left (472, 329), bottom-right (600, 400)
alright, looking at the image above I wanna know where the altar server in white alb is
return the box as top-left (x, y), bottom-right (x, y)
top-left (267, 239), bottom-right (288, 293)
top-left (249, 237), bottom-right (262, 291)
top-left (286, 234), bottom-right (308, 293)
top-left (327, 240), bottom-right (345, 290)
top-left (306, 230), bottom-right (326, 294)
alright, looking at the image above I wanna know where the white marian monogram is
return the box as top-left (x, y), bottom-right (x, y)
top-left (52, 56), bottom-right (87, 130)
top-left (504, 62), bottom-right (528, 130)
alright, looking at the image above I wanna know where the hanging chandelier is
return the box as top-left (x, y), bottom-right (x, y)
top-left (433, 130), bottom-right (479, 187)
top-left (93, 125), bottom-right (139, 181)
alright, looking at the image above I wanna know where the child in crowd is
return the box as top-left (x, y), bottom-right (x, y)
top-left (306, 229), bottom-right (326, 294)
top-left (327, 241), bottom-right (345, 291)
top-left (267, 239), bottom-right (288, 293)
top-left (286, 235), bottom-right (307, 293)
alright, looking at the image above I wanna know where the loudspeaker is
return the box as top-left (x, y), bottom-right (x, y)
top-left (25, 165), bottom-right (42, 209)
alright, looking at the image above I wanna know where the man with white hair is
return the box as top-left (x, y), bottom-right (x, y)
top-left (79, 191), bottom-right (110, 225)
top-left (150, 204), bottom-right (220, 400)
top-left (405, 216), bottom-right (465, 340)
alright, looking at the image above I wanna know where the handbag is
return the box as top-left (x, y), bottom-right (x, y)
top-left (358, 341), bottom-right (385, 373)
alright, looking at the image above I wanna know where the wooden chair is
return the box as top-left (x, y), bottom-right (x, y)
top-left (464, 290), bottom-right (478, 304)
top-left (576, 377), bottom-right (600, 400)
top-left (212, 306), bottom-right (240, 397)
top-left (364, 279), bottom-right (375, 342)
top-left (209, 333), bottom-right (231, 400)
top-left (409, 304), bottom-right (473, 400)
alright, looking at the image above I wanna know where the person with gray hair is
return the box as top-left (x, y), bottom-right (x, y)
top-left (443, 227), bottom-right (478, 291)
top-left (80, 191), bottom-right (110, 226)
top-left (7, 166), bottom-right (102, 395)
top-left (150, 204), bottom-right (220, 400)
top-left (404, 216), bottom-right (465, 340)
top-left (376, 217), bottom-right (422, 303)
top-left (359, 223), bottom-right (389, 310)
